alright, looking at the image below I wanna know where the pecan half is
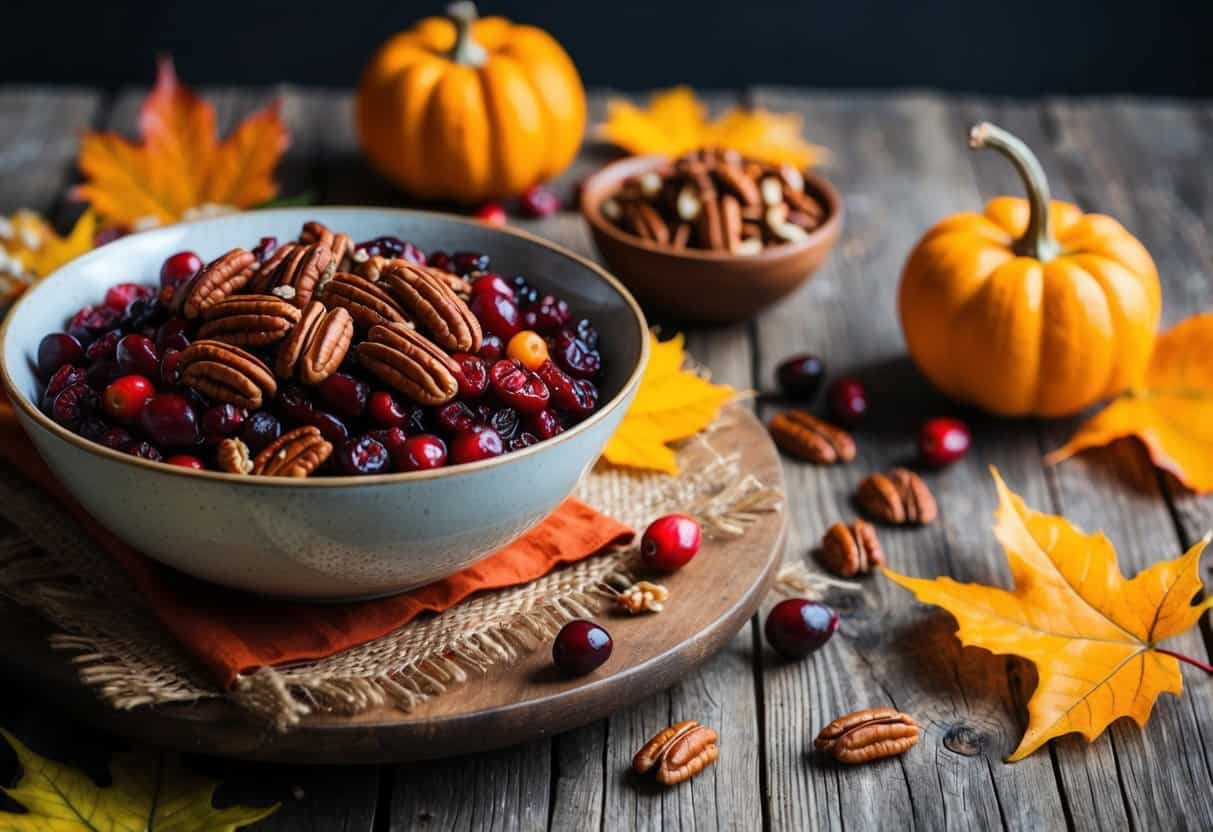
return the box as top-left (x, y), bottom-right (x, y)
top-left (174, 249), bottom-right (255, 318)
top-left (632, 721), bottom-right (719, 785)
top-left (217, 437), bottom-right (254, 475)
top-left (815, 708), bottom-right (920, 765)
top-left (196, 294), bottom-right (302, 348)
top-left (252, 426), bottom-right (332, 477)
top-left (820, 520), bottom-right (884, 578)
top-left (275, 300), bottom-right (326, 380)
top-left (249, 243), bottom-right (297, 292)
top-left (299, 307), bottom-right (354, 385)
top-left (354, 252), bottom-right (390, 282)
top-left (856, 468), bottom-right (937, 525)
top-left (356, 322), bottom-right (459, 405)
top-left (768, 411), bottom-right (855, 464)
top-left (319, 272), bottom-right (409, 329)
top-left (177, 340), bottom-right (277, 410)
top-left (254, 242), bottom-right (331, 309)
top-left (379, 262), bottom-right (482, 352)
top-left (299, 221), bottom-right (333, 247)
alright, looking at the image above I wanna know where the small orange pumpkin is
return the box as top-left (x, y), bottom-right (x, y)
top-left (898, 122), bottom-right (1160, 418)
top-left (356, 2), bottom-right (586, 204)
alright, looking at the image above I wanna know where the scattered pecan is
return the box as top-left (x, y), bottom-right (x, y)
top-left (856, 468), bottom-right (937, 525)
top-left (177, 340), bottom-right (277, 410)
top-left (616, 581), bottom-right (669, 614)
top-left (632, 721), bottom-right (719, 785)
top-left (196, 294), bottom-right (302, 348)
top-left (217, 437), bottom-right (254, 475)
top-left (814, 708), bottom-right (920, 765)
top-left (819, 520), bottom-right (884, 578)
top-left (252, 426), bottom-right (333, 477)
top-left (379, 261), bottom-right (482, 352)
top-left (173, 249), bottom-right (255, 318)
top-left (768, 411), bottom-right (855, 464)
top-left (319, 271), bottom-right (410, 329)
top-left (275, 300), bottom-right (326, 380)
top-left (357, 322), bottom-right (460, 405)
top-left (299, 307), bottom-right (355, 385)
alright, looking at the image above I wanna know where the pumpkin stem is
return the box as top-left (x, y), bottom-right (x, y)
top-left (447, 1), bottom-right (487, 67)
top-left (969, 122), bottom-right (1060, 262)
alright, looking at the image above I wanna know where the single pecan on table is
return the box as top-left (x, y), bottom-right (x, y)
top-left (195, 294), bottom-right (302, 348)
top-left (379, 261), bottom-right (483, 353)
top-left (856, 467), bottom-right (937, 525)
top-left (174, 248), bottom-right (256, 319)
top-left (820, 519), bottom-right (884, 578)
top-left (319, 271), bottom-right (410, 329)
top-left (252, 426), bottom-right (333, 477)
top-left (632, 720), bottom-right (719, 785)
top-left (768, 410), bottom-right (855, 464)
top-left (176, 340), bottom-right (278, 410)
top-left (357, 322), bottom-right (460, 406)
top-left (814, 708), bottom-right (920, 765)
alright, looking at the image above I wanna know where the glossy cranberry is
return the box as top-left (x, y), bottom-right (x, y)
top-left (275, 384), bottom-right (316, 425)
top-left (318, 372), bottom-right (370, 419)
top-left (396, 433), bottom-right (448, 471)
top-left (367, 425), bottom-right (408, 459)
top-left (41, 365), bottom-right (88, 411)
top-left (535, 361), bottom-right (597, 416)
top-left (489, 360), bottom-right (550, 413)
top-left (528, 296), bottom-right (571, 333)
top-left (160, 251), bottom-right (203, 288)
top-left (98, 426), bottom-right (133, 450)
top-left (508, 432), bottom-right (539, 451)
top-left (240, 411), bottom-right (281, 454)
top-left (427, 251), bottom-right (453, 273)
top-left (827, 377), bottom-right (868, 427)
top-left (355, 236), bottom-right (426, 265)
top-left (252, 236), bottom-right (278, 262)
top-left (919, 417), bottom-right (971, 467)
top-left (166, 454), bottom-right (205, 470)
top-left (452, 353), bottom-right (490, 398)
top-left (67, 305), bottom-right (122, 342)
top-left (201, 403), bottom-right (248, 438)
top-left (554, 330), bottom-right (601, 379)
top-left (450, 426), bottom-right (503, 464)
top-left (159, 349), bottom-right (186, 386)
top-left (104, 282), bottom-right (155, 312)
top-left (764, 598), bottom-right (838, 660)
top-left (103, 374), bottom-right (155, 424)
top-left (125, 441), bottom-right (163, 462)
top-left (552, 619), bottom-right (612, 676)
top-left (470, 273), bottom-right (513, 301)
top-left (309, 410), bottom-right (350, 445)
top-left (86, 360), bottom-right (122, 391)
top-left (37, 333), bottom-right (84, 379)
top-left (641, 514), bottom-right (702, 572)
top-left (433, 401), bottom-right (476, 434)
top-left (474, 203), bottom-right (507, 226)
top-left (115, 334), bottom-right (160, 378)
top-left (520, 184), bottom-right (561, 218)
top-left (470, 293), bottom-right (522, 341)
top-left (478, 335), bottom-right (505, 363)
top-left (138, 393), bottom-right (199, 447)
top-left (85, 330), bottom-right (121, 363)
top-left (776, 354), bottom-right (826, 401)
top-left (155, 318), bottom-right (192, 352)
top-left (51, 382), bottom-right (98, 428)
top-left (527, 408), bottom-right (563, 439)
top-left (489, 407), bottom-right (519, 439)
top-left (452, 251), bottom-right (490, 276)
top-left (368, 390), bottom-right (408, 427)
top-left (335, 436), bottom-right (390, 476)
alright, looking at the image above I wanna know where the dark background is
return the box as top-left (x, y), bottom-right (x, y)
top-left (3, 0), bottom-right (1211, 95)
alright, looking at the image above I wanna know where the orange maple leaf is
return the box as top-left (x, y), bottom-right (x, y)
top-left (72, 57), bottom-right (288, 228)
top-left (886, 468), bottom-right (1212, 761)
top-left (1047, 312), bottom-right (1213, 492)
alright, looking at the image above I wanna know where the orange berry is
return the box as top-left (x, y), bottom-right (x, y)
top-left (507, 330), bottom-right (549, 369)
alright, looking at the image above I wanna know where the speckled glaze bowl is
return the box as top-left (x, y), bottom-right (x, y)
top-left (1, 208), bottom-right (648, 600)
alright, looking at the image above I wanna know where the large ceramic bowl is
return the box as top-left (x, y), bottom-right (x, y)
top-left (1, 208), bottom-right (648, 600)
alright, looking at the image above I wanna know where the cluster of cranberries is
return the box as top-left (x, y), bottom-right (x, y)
top-left (34, 239), bottom-right (606, 475)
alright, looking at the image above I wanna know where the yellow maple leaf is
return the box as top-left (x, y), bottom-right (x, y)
top-left (597, 86), bottom-right (826, 169)
top-left (886, 468), bottom-right (1212, 762)
top-left (0, 727), bottom-right (278, 830)
top-left (71, 56), bottom-right (288, 228)
top-left (602, 333), bottom-right (734, 475)
top-left (1047, 312), bottom-right (1213, 492)
top-left (0, 210), bottom-right (96, 311)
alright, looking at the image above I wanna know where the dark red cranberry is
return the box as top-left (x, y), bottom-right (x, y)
top-left (450, 426), bottom-right (503, 464)
top-left (37, 333), bottom-right (84, 379)
top-left (535, 361), bottom-right (597, 416)
top-left (240, 411), bottom-right (281, 454)
top-left (104, 282), bottom-right (155, 312)
top-left (121, 296), bottom-right (165, 332)
top-left (473, 203), bottom-right (507, 226)
top-left (764, 598), bottom-right (838, 659)
top-left (166, 454), bottom-right (205, 470)
top-left (470, 273), bottom-right (513, 300)
top-left (155, 318), bottom-right (192, 352)
top-left (318, 372), bottom-right (370, 419)
top-left (98, 426), bottom-right (134, 450)
top-left (432, 401), bottom-right (476, 434)
top-left (776, 354), bottom-right (826, 401)
top-left (478, 335), bottom-right (505, 363)
top-left (103, 374), bottom-right (155, 424)
top-left (42, 365), bottom-right (88, 411)
top-left (275, 384), bottom-right (316, 426)
top-left (452, 353), bottom-right (489, 398)
top-left (489, 360), bottom-right (550, 413)
top-left (919, 417), bottom-right (971, 467)
top-left (427, 251), bottom-right (452, 272)
top-left (452, 251), bottom-right (490, 276)
top-left (641, 514), bottom-right (702, 572)
top-left (527, 408), bottom-right (563, 439)
top-left (335, 436), bottom-right (390, 476)
top-left (85, 330), bottom-right (121, 363)
top-left (201, 403), bottom-right (248, 439)
top-left (51, 382), bottom-right (98, 428)
top-left (67, 305), bottom-right (121, 342)
top-left (827, 377), bottom-right (868, 427)
top-left (396, 433), bottom-right (447, 471)
top-left (252, 236), bottom-right (278, 262)
top-left (138, 393), bottom-right (199, 447)
top-left (528, 296), bottom-right (571, 333)
top-left (508, 432), bottom-right (539, 451)
top-left (520, 183), bottom-right (562, 218)
top-left (309, 410), bottom-right (350, 445)
top-left (160, 251), bottom-right (202, 288)
top-left (368, 390), bottom-right (408, 428)
top-left (470, 293), bottom-right (522, 341)
top-left (368, 427), bottom-right (409, 464)
top-left (159, 349), bottom-right (185, 386)
top-left (489, 407), bottom-right (520, 439)
top-left (552, 619), bottom-right (612, 676)
top-left (124, 440), bottom-right (164, 462)
top-left (116, 334), bottom-right (159, 378)
top-left (554, 330), bottom-right (601, 378)
top-left (85, 360), bottom-right (122, 391)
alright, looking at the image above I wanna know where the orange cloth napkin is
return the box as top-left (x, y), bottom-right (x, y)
top-left (0, 399), bottom-right (633, 688)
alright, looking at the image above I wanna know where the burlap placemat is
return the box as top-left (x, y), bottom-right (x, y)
top-left (0, 407), bottom-right (786, 730)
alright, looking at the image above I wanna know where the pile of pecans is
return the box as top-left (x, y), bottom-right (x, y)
top-left (600, 148), bottom-right (826, 254)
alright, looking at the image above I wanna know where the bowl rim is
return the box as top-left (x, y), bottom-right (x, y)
top-left (0, 206), bottom-right (650, 489)
top-left (579, 153), bottom-right (843, 262)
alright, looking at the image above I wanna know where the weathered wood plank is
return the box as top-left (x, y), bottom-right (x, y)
top-left (0, 88), bottom-right (101, 214)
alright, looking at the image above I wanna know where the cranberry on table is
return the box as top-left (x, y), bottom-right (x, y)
top-left (335, 436), bottom-right (391, 476)
top-left (318, 372), bottom-right (370, 419)
top-left (641, 514), bottom-right (702, 572)
top-left (474, 203), bottom-right (507, 226)
top-left (138, 393), bottom-right (200, 448)
top-left (490, 360), bottom-right (550, 413)
top-left (166, 454), bottom-right (205, 470)
top-left (452, 353), bottom-right (490, 399)
top-left (506, 330), bottom-right (550, 370)
top-left (396, 433), bottom-right (447, 471)
top-left (116, 334), bottom-right (160, 378)
top-left (449, 426), bottom-right (504, 464)
top-left (37, 333), bottom-right (84, 379)
top-left (764, 598), bottom-right (838, 660)
top-left (520, 184), bottom-right (561, 218)
top-left (103, 374), bottom-right (155, 424)
top-left (776, 354), bottom-right (826, 401)
top-left (240, 411), bottom-right (282, 454)
top-left (159, 251), bottom-right (202, 288)
top-left (470, 293), bottom-right (522, 341)
top-left (368, 390), bottom-right (408, 427)
top-left (827, 377), bottom-right (868, 427)
top-left (919, 417), bottom-right (971, 467)
top-left (552, 619), bottom-right (612, 677)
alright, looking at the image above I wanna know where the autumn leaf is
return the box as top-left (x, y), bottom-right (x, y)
top-left (602, 333), bottom-right (734, 475)
top-left (0, 727), bottom-right (278, 830)
top-left (0, 210), bottom-right (96, 311)
top-left (885, 468), bottom-right (1212, 761)
top-left (597, 87), bottom-right (827, 169)
top-left (1048, 312), bottom-right (1213, 492)
top-left (72, 56), bottom-right (288, 228)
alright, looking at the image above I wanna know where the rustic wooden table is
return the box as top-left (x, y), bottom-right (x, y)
top-left (2, 86), bottom-right (1212, 830)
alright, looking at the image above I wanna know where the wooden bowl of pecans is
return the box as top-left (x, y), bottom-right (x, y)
top-left (580, 151), bottom-right (842, 323)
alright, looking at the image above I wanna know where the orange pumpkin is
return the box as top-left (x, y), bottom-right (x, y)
top-left (898, 122), bottom-right (1160, 418)
top-left (356, 2), bottom-right (586, 204)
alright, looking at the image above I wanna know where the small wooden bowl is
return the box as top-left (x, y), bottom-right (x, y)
top-left (581, 154), bottom-right (843, 324)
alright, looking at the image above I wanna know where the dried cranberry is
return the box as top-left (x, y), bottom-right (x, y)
top-left (37, 333), bottom-right (84, 379)
top-left (527, 408), bottom-right (564, 439)
top-left (449, 426), bottom-right (503, 464)
top-left (155, 318), bottom-right (192, 352)
top-left (489, 407), bottom-right (519, 439)
top-left (508, 432), bottom-right (539, 451)
top-left (368, 390), bottom-right (408, 428)
top-left (432, 401), bottom-right (476, 434)
top-left (138, 393), bottom-right (199, 447)
top-left (554, 330), bottom-right (602, 379)
top-left (452, 353), bottom-right (489, 398)
top-left (275, 384), bottom-right (316, 426)
top-left (252, 236), bottom-right (278, 262)
top-left (160, 251), bottom-right (202, 288)
top-left (124, 441), bottom-right (164, 462)
top-left (183, 386), bottom-right (210, 413)
top-left (85, 330), bottom-right (121, 363)
top-left (240, 411), bottom-right (281, 454)
top-left (67, 305), bottom-right (121, 342)
top-left (368, 427), bottom-right (409, 463)
top-left (470, 293), bottom-right (522, 341)
top-left (427, 251), bottom-right (452, 272)
top-left (77, 417), bottom-right (108, 442)
top-left (166, 454), bottom-right (205, 470)
top-left (520, 184), bottom-right (561, 218)
top-left (396, 433), bottom-right (447, 471)
top-left (86, 360), bottom-right (122, 391)
top-left (478, 335), bottom-right (505, 363)
top-left (335, 436), bottom-right (390, 476)
top-left (98, 426), bottom-right (134, 450)
top-left (469, 273), bottom-right (513, 300)
top-left (452, 251), bottom-right (490, 276)
top-left (473, 402), bottom-right (494, 424)
top-left (318, 372), bottom-right (370, 419)
top-left (309, 410), bottom-right (350, 445)
top-left (116, 334), bottom-right (160, 378)
top-left (103, 374), bottom-right (155, 424)
top-left (528, 296), bottom-right (570, 333)
top-left (201, 404), bottom-right (248, 438)
top-left (489, 360), bottom-right (549, 413)
top-left (552, 619), bottom-right (612, 677)
top-left (51, 382), bottom-right (98, 429)
top-left (104, 282), bottom-right (154, 312)
top-left (535, 361), bottom-right (597, 416)
top-left (42, 365), bottom-right (88, 411)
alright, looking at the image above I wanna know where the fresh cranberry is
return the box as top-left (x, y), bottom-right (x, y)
top-left (396, 433), bottom-right (447, 471)
top-left (368, 427), bottom-right (409, 463)
top-left (160, 251), bottom-right (202, 288)
top-left (508, 432), bottom-right (539, 451)
top-left (452, 353), bottom-right (490, 398)
top-left (240, 411), bottom-right (281, 454)
top-left (919, 417), bottom-right (971, 467)
top-left (827, 377), bottom-right (868, 427)
top-left (427, 251), bottom-right (452, 272)
top-left (318, 372), bottom-right (370, 419)
top-left (252, 236), bottom-right (278, 262)
top-left (104, 282), bottom-right (155, 312)
top-left (67, 305), bottom-right (121, 342)
top-left (125, 441), bottom-right (163, 462)
top-left (450, 426), bottom-right (503, 464)
top-left (335, 436), bottom-right (390, 476)
top-left (159, 349), bottom-right (185, 386)
top-left (201, 403), bottom-right (248, 439)
top-left (527, 408), bottom-right (563, 439)
top-left (166, 454), bottom-right (205, 470)
top-left (368, 390), bottom-right (408, 428)
top-left (489, 407), bottom-right (519, 439)
top-left (641, 514), bottom-right (702, 572)
top-left (275, 384), bottom-right (316, 426)
top-left (116, 334), bottom-right (159, 378)
top-left (85, 330), bottom-right (121, 363)
top-left (535, 361), bottom-right (597, 416)
top-left (552, 619), bottom-right (612, 676)
top-left (98, 426), bottom-right (133, 450)
top-left (50, 382), bottom-right (98, 429)
top-left (470, 293), bottom-right (522, 341)
top-left (452, 251), bottom-right (490, 276)
top-left (37, 333), bottom-right (84, 379)
top-left (432, 401), bottom-right (476, 434)
top-left (41, 365), bottom-right (88, 411)
top-left (478, 335), bottom-right (505, 363)
top-left (155, 318), bottom-right (192, 352)
top-left (103, 374), bottom-right (155, 424)
top-left (470, 273), bottom-right (514, 300)
top-left (489, 360), bottom-right (550, 413)
top-left (528, 296), bottom-right (570, 333)
top-left (520, 184), bottom-right (561, 218)
top-left (86, 360), bottom-right (122, 391)
top-left (138, 393), bottom-right (199, 447)
top-left (554, 330), bottom-right (601, 379)
top-left (474, 203), bottom-right (507, 226)
top-left (776, 354), bottom-right (826, 401)
top-left (309, 410), bottom-right (350, 445)
top-left (764, 599), bottom-right (838, 659)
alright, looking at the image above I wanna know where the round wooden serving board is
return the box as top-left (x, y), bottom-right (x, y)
top-left (0, 409), bottom-right (785, 764)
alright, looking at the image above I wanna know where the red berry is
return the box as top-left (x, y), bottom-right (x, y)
top-left (67, 305), bottom-right (121, 341)
top-left (552, 619), bottom-right (612, 676)
top-left (252, 236), bottom-right (278, 262)
top-left (125, 441), bottom-right (163, 461)
top-left (160, 251), bottom-right (202, 288)
top-left (103, 374), bottom-right (155, 424)
top-left (138, 393), bottom-right (199, 447)
top-left (827, 377), bottom-right (868, 426)
top-left (37, 333), bottom-right (84, 379)
top-left (554, 330), bottom-right (601, 379)
top-left (200, 403), bottom-right (248, 439)
top-left (776, 354), bottom-right (826, 401)
top-left (641, 514), bottom-right (702, 572)
top-left (166, 454), bottom-right (205, 470)
top-left (155, 318), bottom-right (192, 352)
top-left (433, 401), bottom-right (476, 434)
top-left (470, 273), bottom-right (514, 300)
top-left (240, 411), bottom-right (281, 454)
top-left (451, 353), bottom-right (490, 398)
top-left (470, 293), bottom-right (522, 341)
top-left (42, 365), bottom-right (88, 410)
top-left (98, 426), bottom-right (134, 450)
top-left (50, 382), bottom-right (98, 429)
top-left (478, 335), bottom-right (505, 363)
top-left (449, 426), bottom-right (503, 464)
top-left (527, 408), bottom-right (564, 439)
top-left (318, 372), bottom-right (369, 419)
top-left (489, 360), bottom-right (550, 413)
top-left (527, 296), bottom-right (570, 333)
top-left (309, 410), bottom-right (350, 445)
top-left (159, 348), bottom-right (186, 386)
top-left (452, 251), bottom-right (489, 275)
top-left (368, 390), bottom-right (408, 428)
top-left (85, 330), bottom-right (122, 363)
top-left (764, 599), bottom-right (838, 660)
top-left (335, 436), bottom-right (390, 476)
top-left (919, 417), bottom-right (971, 467)
top-left (520, 184), bottom-right (561, 218)
top-left (397, 433), bottom-right (447, 471)
top-left (474, 203), bottom-right (507, 226)
top-left (116, 334), bottom-right (160, 378)
top-left (534, 361), bottom-right (598, 416)
top-left (508, 432), bottom-right (539, 451)
top-left (104, 282), bottom-right (154, 311)
top-left (85, 360), bottom-right (122, 391)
